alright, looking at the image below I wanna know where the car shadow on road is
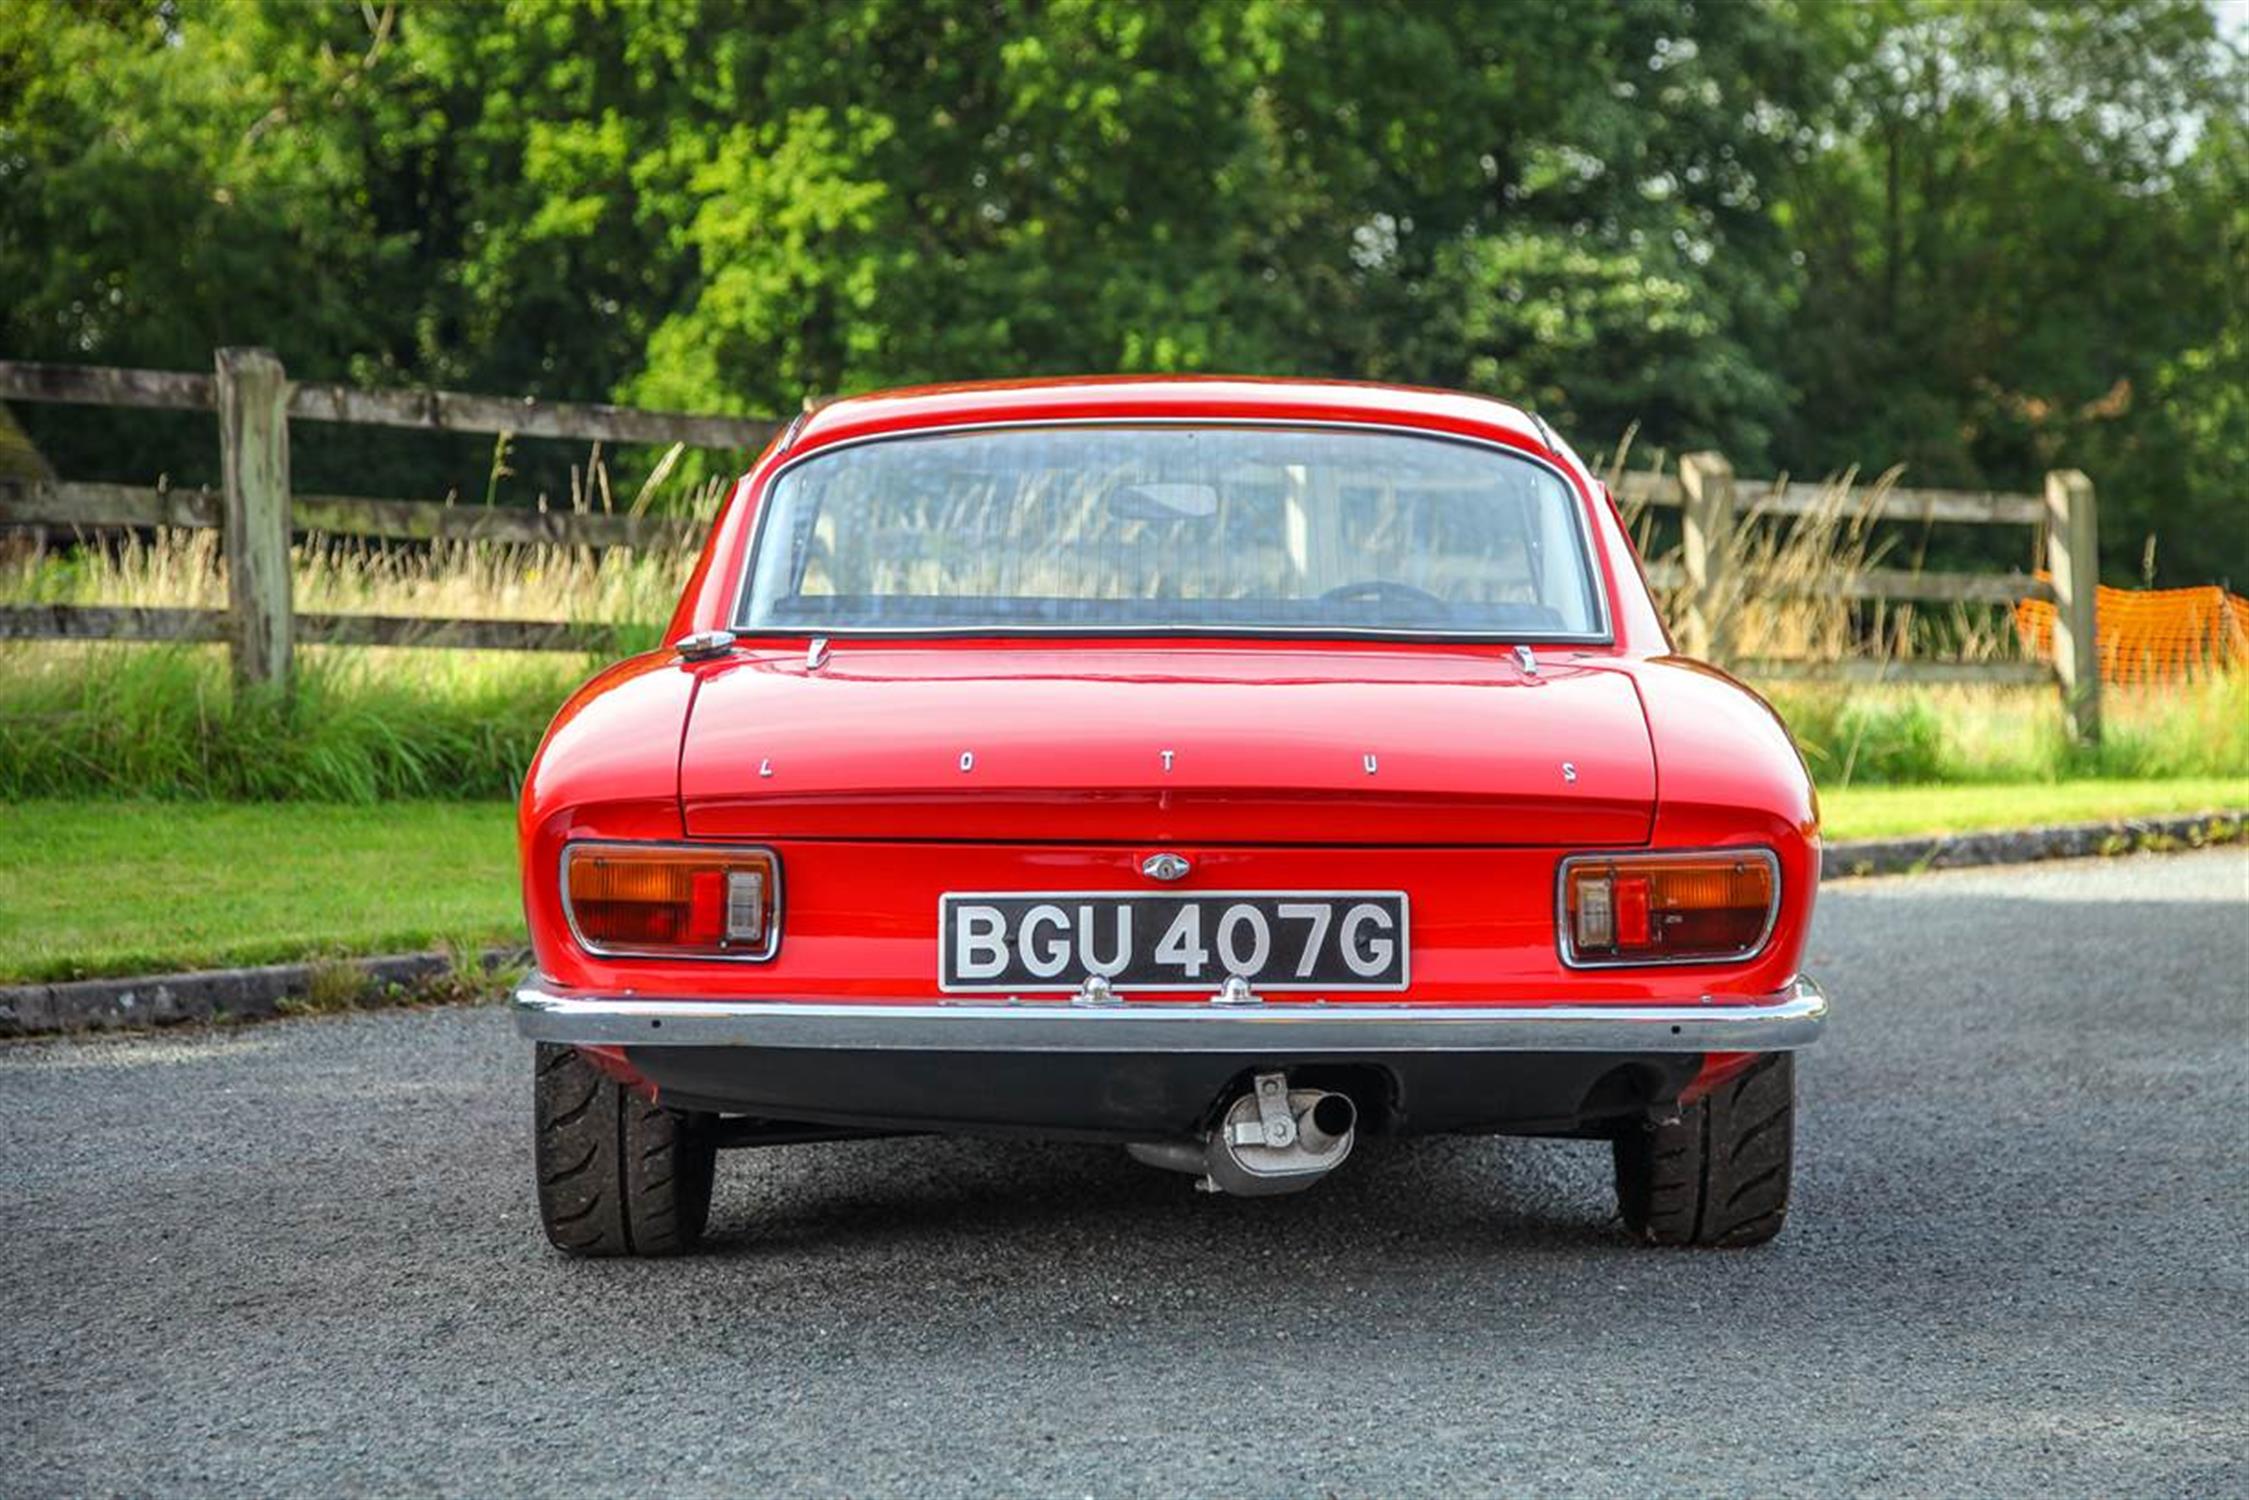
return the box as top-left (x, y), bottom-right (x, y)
top-left (694, 1129), bottom-right (1637, 1267)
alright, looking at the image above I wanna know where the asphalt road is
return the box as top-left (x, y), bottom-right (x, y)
top-left (4, 850), bottom-right (2245, 1497)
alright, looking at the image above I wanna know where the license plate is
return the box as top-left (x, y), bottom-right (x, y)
top-left (938, 891), bottom-right (1410, 993)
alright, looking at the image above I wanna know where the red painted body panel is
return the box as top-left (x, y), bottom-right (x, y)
top-left (520, 377), bottom-right (1818, 1021)
top-left (519, 651), bottom-right (692, 843)
top-left (786, 376), bottom-right (1550, 454)
top-left (678, 644), bottom-right (1654, 846)
top-left (526, 835), bottom-right (1809, 1004)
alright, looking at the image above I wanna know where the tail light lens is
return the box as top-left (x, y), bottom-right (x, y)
top-left (1559, 850), bottom-right (1778, 967)
top-left (563, 843), bottom-right (780, 960)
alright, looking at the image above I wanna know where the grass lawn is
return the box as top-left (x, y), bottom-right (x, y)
top-left (3, 779), bottom-right (2243, 983)
top-left (0, 801), bottom-right (522, 983)
top-left (1817, 777), bottom-right (2249, 841)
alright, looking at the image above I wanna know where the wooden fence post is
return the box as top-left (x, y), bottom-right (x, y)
top-left (2043, 468), bottom-right (2101, 745)
top-left (215, 347), bottom-right (293, 695)
top-left (1679, 450), bottom-right (1736, 665)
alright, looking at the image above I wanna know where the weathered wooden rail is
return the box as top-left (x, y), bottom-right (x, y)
top-left (0, 358), bottom-right (778, 449)
top-left (0, 477), bottom-right (700, 549)
top-left (0, 350), bottom-right (775, 695)
top-left (0, 351), bottom-right (2102, 740)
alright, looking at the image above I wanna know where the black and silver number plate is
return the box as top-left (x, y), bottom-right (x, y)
top-left (938, 891), bottom-right (1410, 993)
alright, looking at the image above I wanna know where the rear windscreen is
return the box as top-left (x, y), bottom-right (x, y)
top-left (737, 424), bottom-right (1605, 637)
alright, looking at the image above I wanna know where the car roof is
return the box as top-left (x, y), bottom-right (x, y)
top-left (785, 375), bottom-right (1559, 461)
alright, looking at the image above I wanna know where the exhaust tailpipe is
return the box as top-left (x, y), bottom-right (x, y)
top-left (1127, 1071), bottom-right (1357, 1196)
top-left (1295, 1091), bottom-right (1357, 1157)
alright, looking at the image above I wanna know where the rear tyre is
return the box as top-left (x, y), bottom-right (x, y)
top-left (1612, 1051), bottom-right (1793, 1247)
top-left (534, 1043), bottom-right (716, 1257)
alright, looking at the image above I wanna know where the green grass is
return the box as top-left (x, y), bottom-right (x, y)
top-left (5, 780), bottom-right (2244, 983)
top-left (1761, 675), bottom-right (2249, 786)
top-left (1819, 778), bottom-right (2249, 841)
top-left (0, 801), bottom-right (523, 983)
top-left (0, 643), bottom-right (587, 801)
top-left (3, 641), bottom-right (2243, 802)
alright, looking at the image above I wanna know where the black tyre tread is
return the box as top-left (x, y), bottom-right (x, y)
top-left (1612, 1052), bottom-right (1793, 1248)
top-left (532, 1043), bottom-right (716, 1257)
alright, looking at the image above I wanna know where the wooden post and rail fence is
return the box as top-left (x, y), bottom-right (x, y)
top-left (0, 348), bottom-right (2104, 741)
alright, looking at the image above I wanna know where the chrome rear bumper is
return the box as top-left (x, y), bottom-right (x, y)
top-left (513, 974), bottom-right (1827, 1054)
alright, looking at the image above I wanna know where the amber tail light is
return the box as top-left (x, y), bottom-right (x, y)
top-left (563, 843), bottom-right (781, 960)
top-left (1559, 850), bottom-right (1778, 967)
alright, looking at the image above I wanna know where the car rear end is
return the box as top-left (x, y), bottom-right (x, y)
top-left (512, 381), bottom-right (1827, 1252)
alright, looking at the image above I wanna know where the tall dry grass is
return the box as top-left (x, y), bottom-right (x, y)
top-left (9, 523), bottom-right (699, 629)
top-left (8, 436), bottom-right (719, 627)
top-left (11, 434), bottom-right (2022, 663)
top-left (1598, 430), bottom-right (2034, 669)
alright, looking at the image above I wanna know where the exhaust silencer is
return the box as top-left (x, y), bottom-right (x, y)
top-left (1127, 1071), bottom-right (1357, 1196)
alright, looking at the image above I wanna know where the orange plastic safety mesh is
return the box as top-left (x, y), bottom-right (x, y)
top-left (2015, 582), bottom-right (2249, 687)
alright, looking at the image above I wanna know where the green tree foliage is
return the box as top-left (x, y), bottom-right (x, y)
top-left (0, 0), bottom-right (2240, 579)
top-left (1777, 0), bottom-right (2246, 580)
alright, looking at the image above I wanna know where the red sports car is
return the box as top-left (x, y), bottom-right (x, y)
top-left (515, 377), bottom-right (1826, 1255)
